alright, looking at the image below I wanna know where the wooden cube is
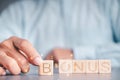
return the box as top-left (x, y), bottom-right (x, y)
top-left (86, 60), bottom-right (99, 73)
top-left (99, 60), bottom-right (111, 73)
top-left (72, 60), bottom-right (86, 73)
top-left (39, 60), bottom-right (53, 75)
top-left (59, 60), bottom-right (72, 73)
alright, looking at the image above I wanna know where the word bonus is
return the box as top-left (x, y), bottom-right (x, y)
top-left (38, 60), bottom-right (111, 75)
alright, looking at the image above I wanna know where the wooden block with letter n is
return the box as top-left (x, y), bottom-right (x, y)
top-left (99, 60), bottom-right (111, 73)
top-left (86, 60), bottom-right (99, 73)
top-left (39, 60), bottom-right (53, 75)
top-left (59, 60), bottom-right (72, 73)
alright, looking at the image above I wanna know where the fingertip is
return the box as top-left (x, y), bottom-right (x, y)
top-left (0, 67), bottom-right (6, 76)
top-left (21, 64), bottom-right (30, 73)
top-left (1, 71), bottom-right (6, 76)
top-left (32, 56), bottom-right (43, 66)
top-left (10, 65), bottom-right (21, 75)
top-left (0, 51), bottom-right (21, 75)
top-left (6, 59), bottom-right (21, 75)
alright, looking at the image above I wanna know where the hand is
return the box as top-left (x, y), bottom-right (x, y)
top-left (0, 36), bottom-right (42, 75)
top-left (45, 48), bottom-right (73, 63)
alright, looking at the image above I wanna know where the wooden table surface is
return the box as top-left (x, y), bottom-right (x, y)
top-left (0, 65), bottom-right (119, 80)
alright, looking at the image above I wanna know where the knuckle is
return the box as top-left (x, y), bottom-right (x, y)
top-left (0, 37), bottom-right (14, 48)
top-left (7, 60), bottom-right (16, 68)
top-left (19, 58), bottom-right (28, 65)
top-left (0, 41), bottom-right (10, 50)
top-left (1, 40), bottom-right (9, 46)
top-left (53, 48), bottom-right (59, 53)
top-left (20, 39), bottom-right (29, 48)
top-left (0, 67), bottom-right (4, 71)
top-left (0, 51), bottom-right (6, 57)
top-left (0, 36), bottom-right (17, 46)
top-left (51, 50), bottom-right (55, 54)
top-left (9, 36), bottom-right (17, 40)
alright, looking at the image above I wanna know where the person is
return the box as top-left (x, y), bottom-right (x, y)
top-left (0, 0), bottom-right (120, 75)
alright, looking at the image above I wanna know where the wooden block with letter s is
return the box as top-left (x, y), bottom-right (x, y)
top-left (99, 60), bottom-right (111, 73)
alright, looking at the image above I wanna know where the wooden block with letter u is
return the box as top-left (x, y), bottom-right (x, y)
top-left (86, 60), bottom-right (99, 73)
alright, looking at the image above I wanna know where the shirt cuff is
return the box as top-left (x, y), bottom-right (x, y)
top-left (73, 46), bottom-right (96, 59)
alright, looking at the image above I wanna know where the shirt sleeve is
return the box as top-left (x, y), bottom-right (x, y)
top-left (73, 0), bottom-right (120, 68)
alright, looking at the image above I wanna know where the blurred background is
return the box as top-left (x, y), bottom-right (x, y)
top-left (0, 0), bottom-right (16, 13)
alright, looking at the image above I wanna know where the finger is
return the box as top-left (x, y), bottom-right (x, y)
top-left (45, 52), bottom-right (58, 63)
top-left (10, 36), bottom-right (42, 65)
top-left (45, 53), bottom-right (54, 60)
top-left (0, 39), bottom-right (30, 73)
top-left (0, 51), bottom-right (21, 75)
top-left (0, 67), bottom-right (6, 76)
top-left (5, 49), bottom-right (30, 73)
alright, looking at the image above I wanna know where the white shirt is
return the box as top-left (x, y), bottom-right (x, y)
top-left (0, 0), bottom-right (120, 67)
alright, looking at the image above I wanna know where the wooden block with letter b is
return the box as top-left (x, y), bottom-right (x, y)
top-left (39, 60), bottom-right (53, 75)
top-left (99, 60), bottom-right (111, 73)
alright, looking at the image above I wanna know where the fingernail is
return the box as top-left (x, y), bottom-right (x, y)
top-left (22, 65), bottom-right (30, 73)
top-left (1, 71), bottom-right (6, 76)
top-left (33, 56), bottom-right (43, 65)
top-left (22, 68), bottom-right (29, 73)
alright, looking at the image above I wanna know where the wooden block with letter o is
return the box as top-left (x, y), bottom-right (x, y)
top-left (59, 60), bottom-right (72, 73)
top-left (39, 60), bottom-right (53, 75)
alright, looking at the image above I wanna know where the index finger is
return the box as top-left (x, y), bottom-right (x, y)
top-left (10, 36), bottom-right (42, 65)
